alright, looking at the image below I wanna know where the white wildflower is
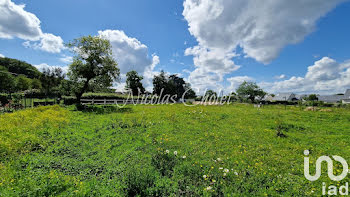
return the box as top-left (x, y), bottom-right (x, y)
top-left (219, 167), bottom-right (223, 170)
top-left (203, 175), bottom-right (207, 179)
top-left (165, 150), bottom-right (169, 154)
top-left (217, 158), bottom-right (222, 162)
top-left (174, 151), bottom-right (178, 156)
top-left (206, 186), bottom-right (212, 191)
top-left (223, 173), bottom-right (227, 176)
top-left (224, 169), bottom-right (229, 173)
top-left (234, 171), bottom-right (238, 176)
top-left (182, 155), bottom-right (186, 159)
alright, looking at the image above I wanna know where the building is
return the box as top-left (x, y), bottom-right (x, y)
top-left (267, 93), bottom-right (298, 102)
top-left (317, 89), bottom-right (350, 103)
top-left (342, 99), bottom-right (350, 104)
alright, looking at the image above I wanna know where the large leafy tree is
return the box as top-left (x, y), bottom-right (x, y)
top-left (205, 90), bottom-right (217, 98)
top-left (125, 70), bottom-right (145, 95)
top-left (67, 36), bottom-right (120, 104)
top-left (168, 74), bottom-right (186, 99)
top-left (153, 70), bottom-right (168, 96)
top-left (0, 66), bottom-right (16, 93)
top-left (15, 75), bottom-right (32, 91)
top-left (236, 81), bottom-right (266, 103)
top-left (153, 71), bottom-right (195, 100)
top-left (39, 67), bottom-right (65, 96)
top-left (183, 83), bottom-right (196, 99)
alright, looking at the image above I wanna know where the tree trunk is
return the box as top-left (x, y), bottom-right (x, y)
top-left (76, 78), bottom-right (91, 107)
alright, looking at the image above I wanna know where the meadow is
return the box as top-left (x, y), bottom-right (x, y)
top-left (1, 104), bottom-right (350, 196)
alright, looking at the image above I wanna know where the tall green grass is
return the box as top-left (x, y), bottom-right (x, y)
top-left (1, 104), bottom-right (350, 196)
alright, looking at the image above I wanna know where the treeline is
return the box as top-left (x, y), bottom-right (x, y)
top-left (1, 36), bottom-right (268, 106)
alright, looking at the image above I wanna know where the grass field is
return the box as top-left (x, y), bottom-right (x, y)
top-left (1, 104), bottom-right (350, 196)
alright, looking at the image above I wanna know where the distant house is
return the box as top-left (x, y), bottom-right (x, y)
top-left (295, 94), bottom-right (308, 101)
top-left (267, 93), bottom-right (298, 102)
top-left (343, 99), bottom-right (350, 104)
top-left (318, 89), bottom-right (350, 103)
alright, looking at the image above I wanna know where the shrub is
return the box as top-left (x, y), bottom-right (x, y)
top-left (63, 96), bottom-right (77, 105)
top-left (0, 94), bottom-right (9, 106)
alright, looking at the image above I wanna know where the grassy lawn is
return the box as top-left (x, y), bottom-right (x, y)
top-left (1, 104), bottom-right (350, 196)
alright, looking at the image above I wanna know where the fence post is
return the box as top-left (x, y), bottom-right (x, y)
top-left (104, 98), bottom-right (106, 105)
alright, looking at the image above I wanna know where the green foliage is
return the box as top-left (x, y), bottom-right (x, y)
top-left (30, 78), bottom-right (42, 89)
top-left (152, 70), bottom-right (168, 96)
top-left (39, 67), bottom-right (65, 96)
top-left (0, 94), bottom-right (9, 106)
top-left (153, 71), bottom-right (195, 100)
top-left (205, 90), bottom-right (217, 98)
top-left (67, 35), bottom-right (120, 103)
top-left (0, 66), bottom-right (16, 93)
top-left (307, 94), bottom-right (318, 101)
top-left (126, 70), bottom-right (145, 95)
top-left (0, 57), bottom-right (41, 79)
top-left (15, 75), bottom-right (32, 91)
top-left (236, 81), bottom-right (266, 103)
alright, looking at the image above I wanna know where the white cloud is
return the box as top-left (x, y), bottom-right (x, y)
top-left (227, 76), bottom-right (254, 92)
top-left (98, 29), bottom-right (160, 91)
top-left (305, 57), bottom-right (343, 81)
top-left (183, 0), bottom-right (345, 64)
top-left (0, 0), bottom-right (41, 40)
top-left (37, 33), bottom-right (65, 53)
top-left (23, 33), bottom-right (65, 53)
top-left (0, 0), bottom-right (64, 53)
top-left (182, 0), bottom-right (346, 90)
top-left (260, 57), bottom-right (350, 94)
top-left (182, 69), bottom-right (191, 74)
top-left (34, 63), bottom-right (68, 74)
top-left (275, 74), bottom-right (286, 80)
top-left (59, 55), bottom-right (73, 64)
top-left (0, 53), bottom-right (4, 58)
top-left (186, 67), bottom-right (224, 92)
top-left (184, 46), bottom-right (240, 91)
top-left (185, 46), bottom-right (240, 74)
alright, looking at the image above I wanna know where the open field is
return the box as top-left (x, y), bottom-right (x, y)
top-left (1, 104), bottom-right (350, 196)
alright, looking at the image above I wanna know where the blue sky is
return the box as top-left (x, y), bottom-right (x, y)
top-left (1, 0), bottom-right (350, 94)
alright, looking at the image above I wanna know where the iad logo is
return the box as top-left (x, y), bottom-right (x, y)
top-left (304, 150), bottom-right (348, 181)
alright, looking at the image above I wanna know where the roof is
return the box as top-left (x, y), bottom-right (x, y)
top-left (318, 95), bottom-right (346, 103)
top-left (345, 89), bottom-right (350, 96)
top-left (271, 93), bottom-right (296, 101)
top-left (295, 94), bottom-right (308, 100)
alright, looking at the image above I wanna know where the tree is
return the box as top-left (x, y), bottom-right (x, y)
top-left (0, 57), bottom-right (41, 79)
top-left (153, 70), bottom-right (168, 96)
top-left (0, 66), bottom-right (16, 93)
top-left (168, 74), bottom-right (186, 99)
top-left (227, 92), bottom-right (238, 102)
top-left (236, 81), bottom-right (266, 103)
top-left (16, 75), bottom-right (32, 91)
top-left (31, 78), bottom-right (42, 89)
top-left (205, 90), bottom-right (217, 98)
top-left (153, 71), bottom-right (195, 100)
top-left (183, 83), bottom-right (196, 99)
top-left (67, 36), bottom-right (120, 104)
top-left (125, 70), bottom-right (145, 95)
top-left (307, 94), bottom-right (318, 102)
top-left (307, 94), bottom-right (318, 107)
top-left (39, 67), bottom-right (65, 95)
